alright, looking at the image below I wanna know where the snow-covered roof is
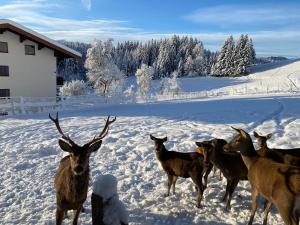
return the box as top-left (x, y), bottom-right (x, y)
top-left (0, 19), bottom-right (81, 59)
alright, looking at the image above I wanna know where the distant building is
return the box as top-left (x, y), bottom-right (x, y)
top-left (0, 19), bottom-right (81, 98)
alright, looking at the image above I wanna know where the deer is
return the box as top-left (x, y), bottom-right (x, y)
top-left (224, 127), bottom-right (300, 225)
top-left (150, 134), bottom-right (206, 208)
top-left (49, 113), bottom-right (116, 225)
top-left (254, 131), bottom-right (300, 158)
top-left (195, 145), bottom-right (214, 188)
top-left (196, 138), bottom-right (248, 211)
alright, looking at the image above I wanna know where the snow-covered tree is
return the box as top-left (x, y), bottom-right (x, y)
top-left (233, 35), bottom-right (255, 76)
top-left (161, 71), bottom-right (182, 95)
top-left (135, 64), bottom-right (154, 99)
top-left (59, 80), bottom-right (87, 96)
top-left (85, 39), bottom-right (125, 95)
top-left (211, 36), bottom-right (235, 76)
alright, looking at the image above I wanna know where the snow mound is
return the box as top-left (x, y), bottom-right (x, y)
top-left (93, 174), bottom-right (118, 200)
top-left (93, 174), bottom-right (129, 225)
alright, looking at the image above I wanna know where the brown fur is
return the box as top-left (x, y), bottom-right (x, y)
top-left (225, 127), bottom-right (300, 225)
top-left (254, 131), bottom-right (300, 159)
top-left (50, 113), bottom-right (116, 225)
top-left (196, 138), bottom-right (248, 211)
top-left (150, 134), bottom-right (206, 208)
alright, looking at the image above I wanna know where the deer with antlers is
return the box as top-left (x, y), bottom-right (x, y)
top-left (49, 113), bottom-right (116, 225)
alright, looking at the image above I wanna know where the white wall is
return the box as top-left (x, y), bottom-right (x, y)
top-left (0, 31), bottom-right (56, 97)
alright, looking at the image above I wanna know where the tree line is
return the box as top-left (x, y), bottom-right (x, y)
top-left (57, 34), bottom-right (255, 82)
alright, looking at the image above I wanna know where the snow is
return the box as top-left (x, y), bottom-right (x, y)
top-left (1, 60), bottom-right (300, 224)
top-left (93, 174), bottom-right (129, 225)
top-left (93, 174), bottom-right (118, 201)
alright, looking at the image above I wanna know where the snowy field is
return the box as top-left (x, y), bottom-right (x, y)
top-left (1, 60), bottom-right (300, 224)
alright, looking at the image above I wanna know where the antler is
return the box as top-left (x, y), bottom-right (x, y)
top-left (98, 116), bottom-right (116, 139)
top-left (49, 112), bottom-right (76, 146)
top-left (87, 116), bottom-right (116, 145)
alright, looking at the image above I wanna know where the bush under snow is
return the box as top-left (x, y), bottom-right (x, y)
top-left (59, 80), bottom-right (87, 96)
top-left (93, 174), bottom-right (128, 225)
top-left (160, 71), bottom-right (182, 95)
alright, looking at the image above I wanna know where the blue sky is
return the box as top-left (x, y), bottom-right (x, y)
top-left (0, 0), bottom-right (300, 57)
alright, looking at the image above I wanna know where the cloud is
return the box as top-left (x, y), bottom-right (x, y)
top-left (0, 1), bottom-right (299, 57)
top-left (184, 4), bottom-right (300, 29)
top-left (81, 0), bottom-right (91, 11)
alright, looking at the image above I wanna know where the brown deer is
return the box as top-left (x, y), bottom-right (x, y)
top-left (150, 134), bottom-right (206, 208)
top-left (50, 113), bottom-right (116, 225)
top-left (196, 138), bottom-right (248, 211)
top-left (224, 127), bottom-right (300, 225)
top-left (254, 131), bottom-right (300, 158)
top-left (195, 146), bottom-right (214, 188)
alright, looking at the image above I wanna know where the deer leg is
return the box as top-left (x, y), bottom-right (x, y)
top-left (225, 179), bottom-right (239, 211)
top-left (263, 201), bottom-right (272, 225)
top-left (203, 163), bottom-right (213, 188)
top-left (72, 206), bottom-right (82, 225)
top-left (172, 176), bottom-right (178, 195)
top-left (166, 174), bottom-right (173, 196)
top-left (190, 173), bottom-right (204, 208)
top-left (248, 188), bottom-right (259, 225)
top-left (56, 208), bottom-right (65, 225)
top-left (276, 203), bottom-right (296, 225)
top-left (222, 180), bottom-right (231, 202)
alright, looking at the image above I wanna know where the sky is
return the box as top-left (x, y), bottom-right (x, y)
top-left (0, 0), bottom-right (300, 57)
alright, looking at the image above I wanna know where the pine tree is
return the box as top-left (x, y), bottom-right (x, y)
top-left (211, 36), bottom-right (235, 76)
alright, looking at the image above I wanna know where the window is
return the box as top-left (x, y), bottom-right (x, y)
top-left (0, 89), bottom-right (10, 97)
top-left (56, 76), bottom-right (64, 86)
top-left (25, 45), bottom-right (35, 55)
top-left (0, 42), bottom-right (8, 53)
top-left (0, 66), bottom-right (9, 76)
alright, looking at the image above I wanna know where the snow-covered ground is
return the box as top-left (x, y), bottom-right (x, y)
top-left (1, 59), bottom-right (300, 224)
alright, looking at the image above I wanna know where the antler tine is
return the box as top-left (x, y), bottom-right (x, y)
top-left (97, 115), bottom-right (116, 140)
top-left (49, 112), bottom-right (75, 144)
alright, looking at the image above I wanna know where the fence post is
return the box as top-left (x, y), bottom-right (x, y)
top-left (20, 97), bottom-right (25, 114)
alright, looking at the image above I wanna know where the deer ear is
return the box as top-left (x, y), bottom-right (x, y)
top-left (150, 134), bottom-right (155, 140)
top-left (253, 131), bottom-right (259, 138)
top-left (231, 126), bottom-right (240, 133)
top-left (266, 133), bottom-right (272, 139)
top-left (58, 138), bottom-right (74, 153)
top-left (88, 139), bottom-right (102, 153)
top-left (163, 137), bottom-right (168, 142)
top-left (195, 142), bottom-right (202, 147)
top-left (239, 129), bottom-right (249, 139)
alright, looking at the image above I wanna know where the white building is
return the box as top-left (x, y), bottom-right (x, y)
top-left (0, 20), bottom-right (81, 98)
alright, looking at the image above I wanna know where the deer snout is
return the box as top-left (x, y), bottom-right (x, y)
top-left (74, 166), bottom-right (84, 174)
top-left (223, 144), bottom-right (229, 152)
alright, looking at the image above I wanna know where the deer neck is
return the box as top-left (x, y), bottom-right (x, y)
top-left (239, 142), bottom-right (259, 169)
top-left (155, 145), bottom-right (168, 161)
top-left (71, 166), bottom-right (90, 195)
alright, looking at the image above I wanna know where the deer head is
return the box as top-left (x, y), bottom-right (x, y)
top-left (195, 141), bottom-right (214, 167)
top-left (150, 134), bottom-right (167, 152)
top-left (253, 131), bottom-right (272, 148)
top-left (223, 127), bottom-right (253, 155)
top-left (50, 113), bottom-right (116, 175)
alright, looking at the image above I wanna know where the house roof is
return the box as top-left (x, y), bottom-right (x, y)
top-left (0, 19), bottom-right (81, 60)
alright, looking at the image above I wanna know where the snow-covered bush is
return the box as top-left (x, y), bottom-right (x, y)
top-left (93, 174), bottom-right (128, 225)
top-left (160, 71), bottom-right (182, 95)
top-left (135, 64), bottom-right (154, 100)
top-left (85, 39), bottom-right (125, 96)
top-left (59, 80), bottom-right (87, 96)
